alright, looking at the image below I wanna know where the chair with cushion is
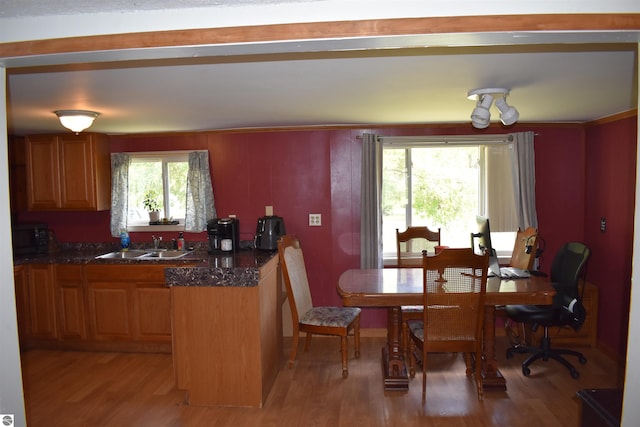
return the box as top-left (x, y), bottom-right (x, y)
top-left (407, 247), bottom-right (490, 401)
top-left (505, 242), bottom-right (591, 378)
top-left (278, 234), bottom-right (361, 378)
top-left (396, 226), bottom-right (442, 360)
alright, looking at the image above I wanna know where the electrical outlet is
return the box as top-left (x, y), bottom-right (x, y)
top-left (309, 214), bottom-right (322, 226)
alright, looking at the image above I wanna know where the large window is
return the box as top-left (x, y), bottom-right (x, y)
top-left (382, 138), bottom-right (517, 261)
top-left (127, 152), bottom-right (189, 228)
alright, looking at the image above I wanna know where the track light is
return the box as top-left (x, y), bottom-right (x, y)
top-left (467, 88), bottom-right (519, 128)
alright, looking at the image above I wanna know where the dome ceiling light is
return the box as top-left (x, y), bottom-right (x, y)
top-left (54, 110), bottom-right (100, 134)
top-left (467, 88), bottom-right (519, 128)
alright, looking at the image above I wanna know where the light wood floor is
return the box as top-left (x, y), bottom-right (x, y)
top-left (21, 336), bottom-right (622, 426)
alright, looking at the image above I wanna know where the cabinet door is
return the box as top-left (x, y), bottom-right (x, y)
top-left (57, 265), bottom-right (86, 340)
top-left (27, 264), bottom-right (58, 340)
top-left (86, 282), bottom-right (134, 341)
top-left (134, 284), bottom-right (172, 342)
top-left (9, 137), bottom-right (28, 212)
top-left (25, 135), bottom-right (61, 210)
top-left (58, 134), bottom-right (97, 210)
top-left (14, 265), bottom-right (30, 345)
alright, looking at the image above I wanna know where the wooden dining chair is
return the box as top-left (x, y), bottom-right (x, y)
top-left (396, 226), bottom-right (441, 360)
top-left (396, 226), bottom-right (441, 267)
top-left (407, 247), bottom-right (489, 402)
top-left (509, 227), bottom-right (538, 270)
top-left (278, 235), bottom-right (361, 378)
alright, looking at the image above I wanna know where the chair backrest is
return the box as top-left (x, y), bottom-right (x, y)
top-left (396, 226), bottom-right (441, 267)
top-left (509, 227), bottom-right (538, 270)
top-left (421, 248), bottom-right (489, 350)
top-left (278, 235), bottom-right (314, 324)
top-left (550, 242), bottom-right (591, 301)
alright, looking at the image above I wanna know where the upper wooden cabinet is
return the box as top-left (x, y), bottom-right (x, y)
top-left (25, 133), bottom-right (111, 211)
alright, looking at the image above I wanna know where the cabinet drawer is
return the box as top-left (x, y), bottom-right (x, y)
top-left (86, 264), bottom-right (171, 282)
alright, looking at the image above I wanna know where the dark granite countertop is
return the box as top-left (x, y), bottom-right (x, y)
top-left (13, 243), bottom-right (278, 287)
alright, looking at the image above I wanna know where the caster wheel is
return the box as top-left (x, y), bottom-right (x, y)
top-left (570, 369), bottom-right (580, 379)
top-left (522, 366), bottom-right (530, 376)
top-left (579, 356), bottom-right (587, 364)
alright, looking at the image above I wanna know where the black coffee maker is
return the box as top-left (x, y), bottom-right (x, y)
top-left (207, 218), bottom-right (240, 253)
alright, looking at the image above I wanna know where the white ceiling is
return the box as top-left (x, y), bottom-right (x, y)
top-left (3, 2), bottom-right (639, 135)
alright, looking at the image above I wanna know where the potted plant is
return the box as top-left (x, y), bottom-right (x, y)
top-left (143, 190), bottom-right (161, 222)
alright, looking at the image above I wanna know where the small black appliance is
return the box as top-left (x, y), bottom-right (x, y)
top-left (12, 222), bottom-right (49, 255)
top-left (254, 216), bottom-right (286, 251)
top-left (207, 217), bottom-right (240, 253)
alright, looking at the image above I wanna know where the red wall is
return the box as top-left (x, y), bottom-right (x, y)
top-left (584, 117), bottom-right (637, 357)
top-left (14, 119), bottom-right (637, 358)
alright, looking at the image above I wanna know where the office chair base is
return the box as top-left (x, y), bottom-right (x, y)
top-left (506, 338), bottom-right (587, 379)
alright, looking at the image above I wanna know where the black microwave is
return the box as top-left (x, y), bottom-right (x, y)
top-left (12, 223), bottom-right (49, 255)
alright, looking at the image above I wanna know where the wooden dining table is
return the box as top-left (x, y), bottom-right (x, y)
top-left (337, 268), bottom-right (556, 391)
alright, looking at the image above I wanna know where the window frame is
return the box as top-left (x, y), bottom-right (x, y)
top-left (381, 135), bottom-right (517, 265)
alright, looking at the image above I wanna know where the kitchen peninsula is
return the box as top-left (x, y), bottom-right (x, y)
top-left (165, 251), bottom-right (281, 408)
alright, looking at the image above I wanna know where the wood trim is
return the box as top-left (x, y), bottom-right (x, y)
top-left (2, 14), bottom-right (639, 59)
top-left (585, 108), bottom-right (639, 126)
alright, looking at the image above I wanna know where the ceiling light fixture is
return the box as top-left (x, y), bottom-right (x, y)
top-left (467, 88), bottom-right (519, 128)
top-left (54, 110), bottom-right (100, 134)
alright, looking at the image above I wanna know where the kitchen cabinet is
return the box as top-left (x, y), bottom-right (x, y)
top-left (56, 264), bottom-right (86, 340)
top-left (25, 264), bottom-right (58, 340)
top-left (25, 133), bottom-right (110, 211)
top-left (13, 265), bottom-right (30, 347)
top-left (171, 255), bottom-right (281, 408)
top-left (9, 136), bottom-right (27, 212)
top-left (85, 265), bottom-right (171, 346)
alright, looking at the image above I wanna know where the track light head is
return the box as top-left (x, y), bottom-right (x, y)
top-left (495, 97), bottom-right (519, 126)
top-left (470, 94), bottom-right (492, 129)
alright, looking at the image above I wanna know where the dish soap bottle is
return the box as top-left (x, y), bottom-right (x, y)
top-left (177, 232), bottom-right (185, 251)
top-left (120, 229), bottom-right (130, 251)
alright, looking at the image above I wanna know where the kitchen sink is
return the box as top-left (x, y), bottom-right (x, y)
top-left (139, 250), bottom-right (190, 259)
top-left (95, 250), bottom-right (149, 259)
top-left (95, 249), bottom-right (190, 260)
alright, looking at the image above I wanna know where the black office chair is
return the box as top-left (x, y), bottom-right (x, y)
top-left (505, 242), bottom-right (591, 378)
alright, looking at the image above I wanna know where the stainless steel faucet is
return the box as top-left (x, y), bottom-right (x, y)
top-left (152, 235), bottom-right (162, 249)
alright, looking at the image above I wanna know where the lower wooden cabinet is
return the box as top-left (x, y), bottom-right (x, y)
top-left (26, 264), bottom-right (58, 341)
top-left (528, 281), bottom-right (598, 347)
top-left (57, 264), bottom-right (86, 340)
top-left (13, 265), bottom-right (30, 347)
top-left (16, 262), bottom-right (175, 352)
top-left (134, 284), bottom-right (172, 342)
top-left (85, 264), bottom-right (172, 349)
top-left (86, 281), bottom-right (134, 341)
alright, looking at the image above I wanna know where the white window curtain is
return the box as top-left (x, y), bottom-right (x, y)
top-left (110, 153), bottom-right (131, 237)
top-left (509, 131), bottom-right (538, 230)
top-left (485, 144), bottom-right (518, 232)
top-left (360, 133), bottom-right (383, 268)
top-left (184, 151), bottom-right (216, 232)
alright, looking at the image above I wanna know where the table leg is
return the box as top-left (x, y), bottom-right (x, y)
top-left (482, 305), bottom-right (506, 389)
top-left (381, 306), bottom-right (409, 390)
